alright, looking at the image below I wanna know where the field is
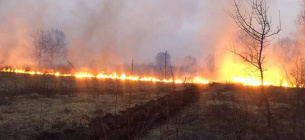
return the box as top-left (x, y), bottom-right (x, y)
top-left (144, 84), bottom-right (305, 139)
top-left (1, 72), bottom-right (305, 139)
top-left (0, 72), bottom-right (182, 139)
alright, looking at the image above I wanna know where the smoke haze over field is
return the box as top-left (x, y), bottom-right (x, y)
top-left (0, 0), bottom-right (302, 80)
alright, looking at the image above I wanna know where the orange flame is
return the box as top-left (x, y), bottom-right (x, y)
top-left (0, 68), bottom-right (292, 87)
top-left (0, 68), bottom-right (208, 84)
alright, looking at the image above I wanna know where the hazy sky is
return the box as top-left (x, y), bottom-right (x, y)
top-left (0, 0), bottom-right (302, 68)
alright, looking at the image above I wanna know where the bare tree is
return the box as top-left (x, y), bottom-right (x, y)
top-left (180, 56), bottom-right (198, 74)
top-left (205, 53), bottom-right (215, 73)
top-left (297, 0), bottom-right (305, 38)
top-left (155, 51), bottom-right (171, 79)
top-left (32, 30), bottom-right (48, 70)
top-left (228, 0), bottom-right (281, 127)
top-left (290, 54), bottom-right (305, 88)
top-left (276, 37), bottom-right (304, 87)
top-left (276, 37), bottom-right (299, 63)
top-left (32, 28), bottom-right (67, 69)
top-left (293, 0), bottom-right (305, 87)
top-left (45, 29), bottom-right (67, 68)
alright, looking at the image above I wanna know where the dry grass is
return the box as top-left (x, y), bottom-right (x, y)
top-left (0, 72), bottom-right (176, 139)
top-left (143, 84), bottom-right (305, 140)
top-left (2, 72), bottom-right (304, 140)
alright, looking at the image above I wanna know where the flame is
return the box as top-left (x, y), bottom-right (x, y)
top-left (75, 72), bottom-right (94, 78)
top-left (0, 68), bottom-right (201, 84)
top-left (231, 76), bottom-right (290, 87)
top-left (0, 67), bottom-right (293, 87)
top-left (217, 53), bottom-right (292, 87)
top-left (193, 77), bottom-right (210, 84)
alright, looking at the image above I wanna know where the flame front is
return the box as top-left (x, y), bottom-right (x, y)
top-left (0, 67), bottom-right (292, 87)
top-left (0, 68), bottom-right (209, 84)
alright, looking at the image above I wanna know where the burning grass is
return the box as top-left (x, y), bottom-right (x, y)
top-left (0, 68), bottom-right (210, 85)
top-left (0, 67), bottom-right (294, 87)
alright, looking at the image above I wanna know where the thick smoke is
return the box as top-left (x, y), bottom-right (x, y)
top-left (0, 0), bottom-right (301, 80)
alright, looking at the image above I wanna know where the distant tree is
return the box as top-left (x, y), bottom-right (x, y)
top-left (290, 54), bottom-right (305, 88)
top-left (228, 0), bottom-right (281, 127)
top-left (156, 52), bottom-right (171, 67)
top-left (155, 51), bottom-right (171, 78)
top-left (205, 53), bottom-right (215, 73)
top-left (180, 56), bottom-right (198, 74)
top-left (45, 29), bottom-right (67, 68)
top-left (292, 0), bottom-right (305, 87)
top-left (32, 28), bottom-right (67, 69)
top-left (276, 0), bottom-right (305, 88)
top-left (297, 0), bottom-right (305, 39)
top-left (183, 56), bottom-right (197, 67)
top-left (276, 37), bottom-right (299, 63)
top-left (32, 29), bottom-right (48, 70)
top-left (275, 37), bottom-right (305, 87)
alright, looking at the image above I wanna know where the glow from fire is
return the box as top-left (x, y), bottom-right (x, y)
top-left (218, 54), bottom-right (292, 87)
top-left (232, 76), bottom-right (289, 87)
top-left (193, 77), bottom-right (210, 84)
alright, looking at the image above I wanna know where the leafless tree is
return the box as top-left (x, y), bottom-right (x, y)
top-left (32, 30), bottom-right (48, 70)
top-left (180, 56), bottom-right (198, 74)
top-left (275, 0), bottom-right (305, 89)
top-left (32, 29), bottom-right (67, 69)
top-left (155, 51), bottom-right (171, 79)
top-left (45, 29), bottom-right (67, 68)
top-left (297, 0), bottom-right (305, 38)
top-left (276, 37), bottom-right (299, 63)
top-left (290, 54), bottom-right (305, 88)
top-left (293, 0), bottom-right (305, 87)
top-left (205, 53), bottom-right (215, 73)
top-left (228, 0), bottom-right (281, 127)
top-left (276, 37), bottom-right (304, 87)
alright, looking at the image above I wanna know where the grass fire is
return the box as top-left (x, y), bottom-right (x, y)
top-left (1, 0), bottom-right (305, 140)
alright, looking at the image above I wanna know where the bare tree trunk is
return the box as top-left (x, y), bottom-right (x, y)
top-left (228, 0), bottom-right (281, 128)
top-left (158, 62), bottom-right (163, 79)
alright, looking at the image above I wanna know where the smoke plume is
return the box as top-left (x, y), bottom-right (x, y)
top-left (0, 0), bottom-right (301, 81)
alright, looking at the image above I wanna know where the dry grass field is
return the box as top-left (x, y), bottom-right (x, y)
top-left (0, 72), bottom-right (180, 139)
top-left (1, 72), bottom-right (305, 139)
top-left (144, 84), bottom-right (305, 140)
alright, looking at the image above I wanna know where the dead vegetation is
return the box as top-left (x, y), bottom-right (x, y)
top-left (32, 85), bottom-right (199, 140)
top-left (1, 72), bottom-right (305, 140)
top-left (144, 84), bottom-right (305, 140)
top-left (0, 72), bottom-right (179, 139)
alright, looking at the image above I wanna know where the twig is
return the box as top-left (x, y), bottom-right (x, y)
top-left (67, 60), bottom-right (79, 73)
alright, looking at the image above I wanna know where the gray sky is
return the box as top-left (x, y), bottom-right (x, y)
top-left (0, 0), bottom-right (302, 69)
